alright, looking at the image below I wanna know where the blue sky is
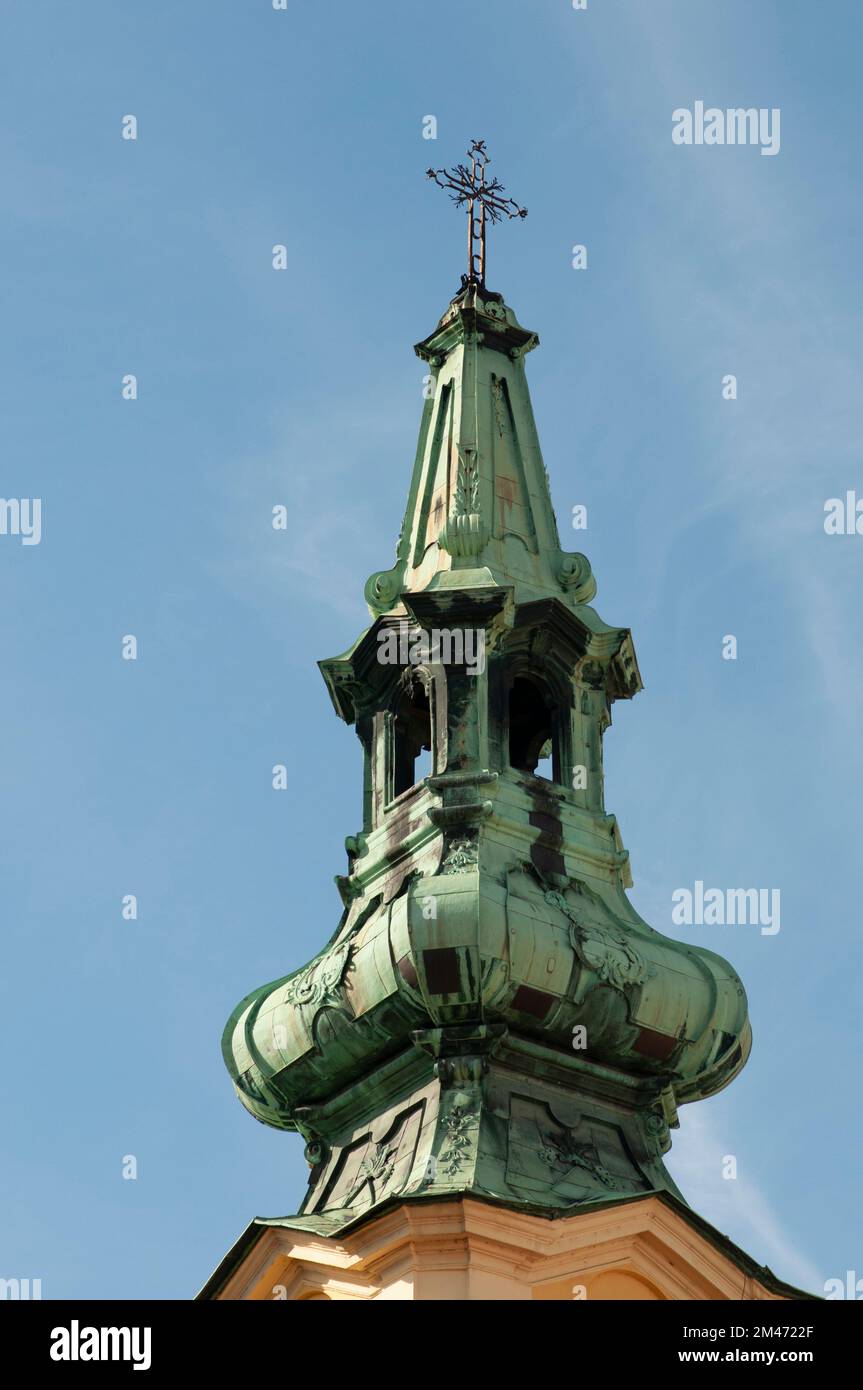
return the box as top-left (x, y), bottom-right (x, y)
top-left (1, 0), bottom-right (860, 1298)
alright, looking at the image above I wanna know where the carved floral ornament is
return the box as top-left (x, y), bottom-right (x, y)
top-left (343, 1139), bottom-right (399, 1206)
top-left (358, 1141), bottom-right (396, 1188)
top-left (441, 447), bottom-right (487, 557)
top-left (537, 1129), bottom-right (645, 1195)
top-left (282, 939), bottom-right (355, 1008)
top-left (526, 870), bottom-right (654, 992)
top-left (440, 1103), bottom-right (477, 1176)
top-left (440, 835), bottom-right (478, 874)
top-left (281, 898), bottom-right (382, 1010)
top-left (538, 1130), bottom-right (616, 1187)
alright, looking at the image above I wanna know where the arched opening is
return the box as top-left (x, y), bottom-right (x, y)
top-left (509, 676), bottom-right (555, 780)
top-left (392, 680), bottom-right (432, 797)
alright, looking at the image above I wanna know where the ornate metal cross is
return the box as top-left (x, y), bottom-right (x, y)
top-left (427, 139), bottom-right (527, 287)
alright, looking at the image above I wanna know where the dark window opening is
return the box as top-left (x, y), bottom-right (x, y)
top-left (392, 682), bottom-right (432, 797)
top-left (509, 676), bottom-right (555, 779)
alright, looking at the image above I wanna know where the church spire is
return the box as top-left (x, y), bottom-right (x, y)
top-left (366, 301), bottom-right (597, 618)
top-left (363, 143), bottom-right (598, 619)
top-left (220, 156), bottom-right (752, 1243)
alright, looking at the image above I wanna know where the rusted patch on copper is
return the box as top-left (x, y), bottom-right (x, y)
top-left (633, 1027), bottom-right (679, 1062)
top-left (397, 955), bottom-right (419, 989)
top-left (528, 792), bottom-right (565, 879)
top-left (423, 947), bottom-right (461, 995)
top-left (512, 984), bottom-right (555, 1020)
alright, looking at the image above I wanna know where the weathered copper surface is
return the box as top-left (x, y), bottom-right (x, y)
top-left (222, 273), bottom-right (751, 1231)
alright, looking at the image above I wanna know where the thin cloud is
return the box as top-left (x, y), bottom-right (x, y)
top-left (667, 1107), bottom-right (823, 1293)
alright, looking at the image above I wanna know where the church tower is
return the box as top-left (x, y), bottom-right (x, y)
top-left (201, 146), bottom-right (807, 1302)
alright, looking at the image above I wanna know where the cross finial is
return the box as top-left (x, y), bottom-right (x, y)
top-left (427, 139), bottom-right (527, 288)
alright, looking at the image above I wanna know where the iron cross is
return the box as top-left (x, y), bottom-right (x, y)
top-left (427, 139), bottom-right (527, 287)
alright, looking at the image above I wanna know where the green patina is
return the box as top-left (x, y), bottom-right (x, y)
top-left (221, 279), bottom-right (751, 1233)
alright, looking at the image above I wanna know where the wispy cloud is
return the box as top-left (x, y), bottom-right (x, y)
top-left (579, 5), bottom-right (863, 734)
top-left (212, 388), bottom-right (417, 623)
top-left (667, 1106), bottom-right (823, 1292)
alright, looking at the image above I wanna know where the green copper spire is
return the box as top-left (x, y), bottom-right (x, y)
top-left (221, 189), bottom-right (751, 1235)
top-left (365, 280), bottom-right (597, 618)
